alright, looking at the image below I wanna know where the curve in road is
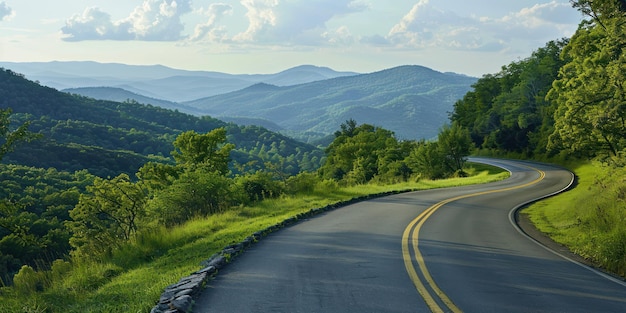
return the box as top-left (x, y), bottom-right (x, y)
top-left (193, 158), bottom-right (626, 313)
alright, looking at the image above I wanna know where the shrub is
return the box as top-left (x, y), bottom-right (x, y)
top-left (235, 171), bottom-right (284, 203)
top-left (13, 265), bottom-right (43, 295)
top-left (285, 172), bottom-right (318, 194)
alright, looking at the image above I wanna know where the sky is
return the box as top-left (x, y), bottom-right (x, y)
top-left (0, 0), bottom-right (584, 77)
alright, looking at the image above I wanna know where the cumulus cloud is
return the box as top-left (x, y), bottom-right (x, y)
top-left (233, 0), bottom-right (279, 42)
top-left (234, 0), bottom-right (367, 44)
top-left (190, 3), bottom-right (233, 41)
top-left (322, 26), bottom-right (356, 45)
top-left (61, 0), bottom-right (192, 41)
top-left (0, 1), bottom-right (15, 21)
top-left (385, 0), bottom-right (578, 52)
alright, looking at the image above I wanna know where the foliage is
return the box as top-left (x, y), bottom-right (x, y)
top-left (0, 164), bottom-right (93, 285)
top-left (235, 171), bottom-right (285, 204)
top-left (0, 108), bottom-right (40, 161)
top-left (68, 174), bottom-right (149, 260)
top-left (451, 39), bottom-right (569, 156)
top-left (548, 16), bottom-right (626, 161)
top-left (171, 128), bottom-right (234, 175)
top-left (147, 169), bottom-right (236, 227)
top-left (0, 163), bottom-right (507, 313)
top-left (320, 120), bottom-right (411, 184)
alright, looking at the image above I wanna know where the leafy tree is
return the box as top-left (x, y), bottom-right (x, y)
top-left (548, 10), bottom-right (626, 161)
top-left (320, 121), bottom-right (401, 184)
top-left (570, 0), bottom-right (626, 28)
top-left (407, 141), bottom-right (448, 179)
top-left (451, 39), bottom-right (568, 156)
top-left (0, 108), bottom-right (39, 161)
top-left (68, 174), bottom-right (148, 259)
top-left (171, 128), bottom-right (234, 175)
top-left (437, 124), bottom-right (473, 173)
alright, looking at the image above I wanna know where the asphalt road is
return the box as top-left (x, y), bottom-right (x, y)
top-left (194, 158), bottom-right (626, 312)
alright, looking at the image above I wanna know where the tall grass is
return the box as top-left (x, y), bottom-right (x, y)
top-left (524, 161), bottom-right (626, 277)
top-left (0, 163), bottom-right (507, 313)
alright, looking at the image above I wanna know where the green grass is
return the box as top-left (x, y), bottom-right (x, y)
top-left (0, 163), bottom-right (507, 313)
top-left (523, 161), bottom-right (626, 277)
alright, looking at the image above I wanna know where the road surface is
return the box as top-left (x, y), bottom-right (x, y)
top-left (194, 158), bottom-right (626, 312)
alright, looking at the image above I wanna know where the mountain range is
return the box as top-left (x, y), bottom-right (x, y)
top-left (0, 61), bottom-right (357, 102)
top-left (184, 65), bottom-right (477, 141)
top-left (0, 61), bottom-right (478, 141)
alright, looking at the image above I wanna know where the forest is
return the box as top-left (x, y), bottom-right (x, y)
top-left (1, 0), bottom-right (625, 311)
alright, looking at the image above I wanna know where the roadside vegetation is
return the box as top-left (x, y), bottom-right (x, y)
top-left (1, 1), bottom-right (626, 311)
top-left (0, 98), bottom-right (489, 312)
top-left (451, 0), bottom-right (626, 282)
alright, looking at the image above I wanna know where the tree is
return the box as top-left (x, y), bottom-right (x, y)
top-left (320, 121), bottom-right (401, 184)
top-left (570, 0), bottom-right (626, 28)
top-left (437, 124), bottom-right (473, 173)
top-left (0, 108), bottom-right (39, 161)
top-left (407, 141), bottom-right (448, 179)
top-left (171, 128), bottom-right (234, 175)
top-left (451, 39), bottom-right (568, 156)
top-left (548, 11), bottom-right (626, 160)
top-left (68, 174), bottom-right (148, 259)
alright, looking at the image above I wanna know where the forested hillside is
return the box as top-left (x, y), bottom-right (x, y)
top-left (451, 0), bottom-right (626, 278)
top-left (0, 68), bottom-right (324, 177)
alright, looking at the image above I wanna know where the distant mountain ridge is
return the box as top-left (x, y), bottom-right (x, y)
top-left (1, 61), bottom-right (477, 141)
top-left (0, 61), bottom-right (358, 102)
top-left (184, 65), bottom-right (478, 141)
top-left (63, 87), bottom-right (205, 115)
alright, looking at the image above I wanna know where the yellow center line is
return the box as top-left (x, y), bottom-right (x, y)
top-left (403, 165), bottom-right (545, 312)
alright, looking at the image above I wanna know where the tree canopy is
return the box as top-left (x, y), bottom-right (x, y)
top-left (548, 2), bottom-right (626, 161)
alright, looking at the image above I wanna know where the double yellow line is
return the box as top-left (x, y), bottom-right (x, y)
top-left (402, 166), bottom-right (545, 312)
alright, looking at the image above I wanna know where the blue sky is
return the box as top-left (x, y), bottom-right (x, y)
top-left (0, 0), bottom-right (583, 77)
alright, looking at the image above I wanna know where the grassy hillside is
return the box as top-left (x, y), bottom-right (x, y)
top-left (184, 65), bottom-right (477, 141)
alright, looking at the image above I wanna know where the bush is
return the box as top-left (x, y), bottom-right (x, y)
top-left (13, 265), bottom-right (43, 295)
top-left (148, 169), bottom-right (235, 226)
top-left (235, 171), bottom-right (284, 203)
top-left (285, 172), bottom-right (318, 194)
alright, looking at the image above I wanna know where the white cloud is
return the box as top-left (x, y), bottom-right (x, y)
top-left (322, 25), bottom-right (356, 45)
top-left (234, 0), bottom-right (368, 44)
top-left (61, 0), bottom-right (192, 41)
top-left (190, 3), bottom-right (233, 41)
top-left (0, 1), bottom-right (15, 21)
top-left (385, 0), bottom-right (578, 52)
top-left (233, 0), bottom-right (279, 42)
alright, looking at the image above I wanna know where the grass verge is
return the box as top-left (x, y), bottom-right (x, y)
top-left (523, 161), bottom-right (626, 277)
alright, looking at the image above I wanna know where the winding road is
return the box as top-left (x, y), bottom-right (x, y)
top-left (194, 158), bottom-right (626, 312)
